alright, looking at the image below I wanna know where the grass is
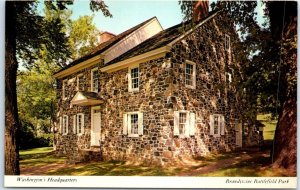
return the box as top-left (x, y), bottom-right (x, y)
top-left (19, 146), bottom-right (295, 177)
top-left (20, 147), bottom-right (66, 168)
top-left (257, 114), bottom-right (277, 140)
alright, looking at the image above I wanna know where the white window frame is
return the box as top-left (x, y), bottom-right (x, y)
top-left (128, 65), bottom-right (139, 92)
top-left (77, 74), bottom-right (84, 91)
top-left (77, 113), bottom-right (85, 135)
top-left (91, 68), bottom-right (99, 93)
top-left (174, 111), bottom-right (195, 137)
top-left (185, 60), bottom-right (196, 89)
top-left (62, 115), bottom-right (68, 135)
top-left (209, 114), bottom-right (225, 137)
top-left (62, 79), bottom-right (67, 100)
top-left (123, 111), bottom-right (143, 137)
top-left (225, 34), bottom-right (230, 50)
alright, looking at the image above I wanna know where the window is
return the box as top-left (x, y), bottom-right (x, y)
top-left (185, 60), bottom-right (196, 89)
top-left (123, 112), bottom-right (143, 137)
top-left (128, 66), bottom-right (139, 92)
top-left (77, 74), bottom-right (84, 91)
top-left (225, 34), bottom-right (230, 50)
top-left (62, 115), bottom-right (68, 135)
top-left (91, 68), bottom-right (99, 92)
top-left (209, 114), bottom-right (225, 137)
top-left (62, 80), bottom-right (67, 99)
top-left (179, 112), bottom-right (187, 135)
top-left (77, 113), bottom-right (84, 135)
top-left (174, 111), bottom-right (195, 137)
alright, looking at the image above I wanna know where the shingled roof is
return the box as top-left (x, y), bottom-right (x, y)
top-left (105, 10), bottom-right (218, 66)
top-left (56, 10), bottom-right (219, 75)
top-left (56, 16), bottom-right (157, 73)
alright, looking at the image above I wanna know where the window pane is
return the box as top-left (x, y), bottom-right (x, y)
top-left (131, 67), bottom-right (139, 89)
top-left (92, 70), bottom-right (99, 92)
top-left (185, 63), bottom-right (193, 86)
top-left (131, 114), bottom-right (138, 134)
top-left (78, 75), bottom-right (84, 91)
top-left (214, 115), bottom-right (219, 134)
top-left (179, 112), bottom-right (186, 135)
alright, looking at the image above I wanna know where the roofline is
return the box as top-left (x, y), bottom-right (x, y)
top-left (100, 46), bottom-right (171, 73)
top-left (168, 10), bottom-right (219, 46)
top-left (101, 17), bottom-right (162, 58)
top-left (53, 54), bottom-right (103, 79)
top-left (100, 11), bottom-right (219, 73)
top-left (54, 11), bottom-right (219, 77)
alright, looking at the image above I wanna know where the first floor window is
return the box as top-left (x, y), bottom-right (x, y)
top-left (210, 114), bottom-right (225, 137)
top-left (129, 66), bottom-right (139, 92)
top-left (185, 60), bottom-right (196, 89)
top-left (123, 112), bottom-right (143, 137)
top-left (63, 115), bottom-right (68, 135)
top-left (77, 113), bottom-right (84, 135)
top-left (179, 112), bottom-right (187, 135)
top-left (174, 111), bottom-right (195, 137)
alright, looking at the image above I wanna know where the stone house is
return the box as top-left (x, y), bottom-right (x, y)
top-left (53, 10), bottom-right (261, 165)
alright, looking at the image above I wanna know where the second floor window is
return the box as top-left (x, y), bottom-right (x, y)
top-left (62, 80), bottom-right (67, 99)
top-left (91, 68), bottom-right (99, 92)
top-left (225, 34), bottom-right (230, 50)
top-left (129, 66), bottom-right (139, 92)
top-left (185, 60), bottom-right (196, 89)
top-left (77, 74), bottom-right (84, 91)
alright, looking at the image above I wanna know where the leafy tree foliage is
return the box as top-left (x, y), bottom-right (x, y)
top-left (5, 0), bottom-right (111, 175)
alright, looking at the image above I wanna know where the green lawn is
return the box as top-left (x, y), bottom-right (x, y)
top-left (257, 114), bottom-right (277, 140)
top-left (19, 146), bottom-right (294, 176)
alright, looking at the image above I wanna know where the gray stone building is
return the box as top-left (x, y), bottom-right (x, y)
top-left (53, 10), bottom-right (261, 165)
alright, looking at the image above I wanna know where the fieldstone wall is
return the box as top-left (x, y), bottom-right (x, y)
top-left (55, 13), bottom-right (261, 165)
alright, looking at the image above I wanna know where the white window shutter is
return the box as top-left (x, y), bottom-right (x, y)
top-left (221, 115), bottom-right (225, 135)
top-left (73, 115), bottom-right (76, 134)
top-left (193, 65), bottom-right (196, 88)
top-left (123, 113), bottom-right (128, 135)
top-left (209, 115), bottom-right (214, 135)
top-left (138, 112), bottom-right (143, 135)
top-left (82, 114), bottom-right (85, 134)
top-left (59, 117), bottom-right (62, 134)
top-left (174, 111), bottom-right (179, 136)
top-left (66, 116), bottom-right (69, 134)
top-left (185, 112), bottom-right (190, 136)
top-left (189, 112), bottom-right (195, 136)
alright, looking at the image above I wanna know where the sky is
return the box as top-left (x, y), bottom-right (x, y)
top-left (38, 0), bottom-right (266, 35)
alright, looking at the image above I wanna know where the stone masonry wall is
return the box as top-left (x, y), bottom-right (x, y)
top-left (55, 12), bottom-right (260, 165)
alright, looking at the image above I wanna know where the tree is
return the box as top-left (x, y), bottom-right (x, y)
top-left (69, 15), bottom-right (101, 59)
top-left (5, 0), bottom-right (111, 175)
top-left (16, 9), bottom-right (102, 151)
top-left (266, 1), bottom-right (297, 172)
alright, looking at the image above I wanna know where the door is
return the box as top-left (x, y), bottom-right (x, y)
top-left (91, 106), bottom-right (101, 146)
top-left (235, 121), bottom-right (243, 147)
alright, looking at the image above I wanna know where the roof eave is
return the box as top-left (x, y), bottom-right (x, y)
top-left (100, 46), bottom-right (171, 73)
top-left (53, 54), bottom-right (103, 79)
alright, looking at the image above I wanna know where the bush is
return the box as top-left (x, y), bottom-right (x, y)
top-left (19, 119), bottom-right (53, 150)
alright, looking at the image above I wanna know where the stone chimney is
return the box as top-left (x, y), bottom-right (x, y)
top-left (193, 0), bottom-right (209, 22)
top-left (99, 31), bottom-right (116, 44)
